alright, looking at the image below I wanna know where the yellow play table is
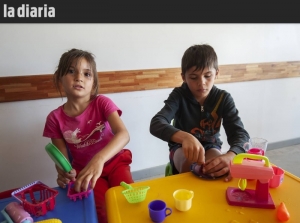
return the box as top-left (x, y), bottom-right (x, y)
top-left (106, 170), bottom-right (300, 223)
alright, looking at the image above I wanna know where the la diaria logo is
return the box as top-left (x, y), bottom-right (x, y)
top-left (3, 4), bottom-right (55, 18)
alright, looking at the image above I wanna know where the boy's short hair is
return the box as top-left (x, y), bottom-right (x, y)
top-left (181, 44), bottom-right (218, 75)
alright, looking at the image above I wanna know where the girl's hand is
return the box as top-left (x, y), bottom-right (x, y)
top-left (51, 139), bottom-right (76, 187)
top-left (73, 110), bottom-right (130, 192)
top-left (202, 151), bottom-right (235, 181)
top-left (55, 165), bottom-right (76, 188)
top-left (73, 157), bottom-right (105, 192)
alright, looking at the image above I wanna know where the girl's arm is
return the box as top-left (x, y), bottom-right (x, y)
top-left (51, 138), bottom-right (70, 161)
top-left (51, 138), bottom-right (76, 188)
top-left (74, 110), bottom-right (129, 192)
top-left (92, 110), bottom-right (130, 163)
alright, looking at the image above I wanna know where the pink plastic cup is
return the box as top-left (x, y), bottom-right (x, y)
top-left (269, 166), bottom-right (284, 188)
top-left (244, 137), bottom-right (268, 155)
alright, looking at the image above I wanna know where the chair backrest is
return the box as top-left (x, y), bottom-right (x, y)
top-left (0, 187), bottom-right (19, 199)
top-left (165, 162), bottom-right (173, 177)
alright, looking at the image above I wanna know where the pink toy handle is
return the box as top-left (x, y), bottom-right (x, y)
top-left (233, 154), bottom-right (270, 167)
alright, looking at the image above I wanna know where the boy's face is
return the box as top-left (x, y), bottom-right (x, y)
top-left (181, 66), bottom-right (218, 104)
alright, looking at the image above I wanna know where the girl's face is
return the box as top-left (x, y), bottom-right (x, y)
top-left (60, 57), bottom-right (94, 100)
top-left (181, 66), bottom-right (218, 104)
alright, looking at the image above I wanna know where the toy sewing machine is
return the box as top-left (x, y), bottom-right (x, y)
top-left (226, 153), bottom-right (275, 209)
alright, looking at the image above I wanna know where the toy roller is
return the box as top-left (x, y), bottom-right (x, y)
top-left (1, 202), bottom-right (33, 223)
top-left (1, 202), bottom-right (62, 223)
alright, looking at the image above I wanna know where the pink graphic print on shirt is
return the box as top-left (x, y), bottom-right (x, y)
top-left (63, 121), bottom-right (105, 148)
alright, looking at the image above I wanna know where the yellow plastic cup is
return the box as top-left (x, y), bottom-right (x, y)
top-left (173, 189), bottom-right (194, 211)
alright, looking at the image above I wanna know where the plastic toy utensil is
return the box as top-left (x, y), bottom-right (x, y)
top-left (67, 181), bottom-right (92, 201)
top-left (36, 219), bottom-right (62, 223)
top-left (45, 143), bottom-right (72, 172)
top-left (277, 202), bottom-right (290, 222)
top-left (269, 166), bottom-right (284, 188)
top-left (238, 178), bottom-right (247, 191)
top-left (120, 181), bottom-right (150, 204)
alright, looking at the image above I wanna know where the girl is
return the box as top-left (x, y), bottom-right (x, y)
top-left (43, 48), bottom-right (134, 223)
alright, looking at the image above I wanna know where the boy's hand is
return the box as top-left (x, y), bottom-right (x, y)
top-left (55, 165), bottom-right (76, 188)
top-left (202, 151), bottom-right (235, 181)
top-left (182, 134), bottom-right (205, 165)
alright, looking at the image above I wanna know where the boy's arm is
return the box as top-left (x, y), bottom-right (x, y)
top-left (222, 93), bottom-right (250, 154)
top-left (150, 88), bottom-right (205, 164)
top-left (170, 130), bottom-right (205, 164)
top-left (150, 89), bottom-right (181, 142)
top-left (203, 150), bottom-right (236, 181)
top-left (203, 92), bottom-right (248, 181)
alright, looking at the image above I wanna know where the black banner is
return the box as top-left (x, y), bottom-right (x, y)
top-left (0, 0), bottom-right (299, 23)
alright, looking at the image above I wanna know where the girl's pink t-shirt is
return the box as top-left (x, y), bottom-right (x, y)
top-left (43, 95), bottom-right (121, 170)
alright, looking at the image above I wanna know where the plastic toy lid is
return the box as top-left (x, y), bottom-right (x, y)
top-left (45, 143), bottom-right (72, 172)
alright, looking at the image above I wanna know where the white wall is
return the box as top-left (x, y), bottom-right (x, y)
top-left (0, 24), bottom-right (300, 191)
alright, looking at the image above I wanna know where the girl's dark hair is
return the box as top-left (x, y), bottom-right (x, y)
top-left (181, 44), bottom-right (218, 75)
top-left (53, 48), bottom-right (99, 99)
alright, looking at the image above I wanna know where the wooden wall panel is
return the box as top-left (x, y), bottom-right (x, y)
top-left (0, 61), bottom-right (299, 103)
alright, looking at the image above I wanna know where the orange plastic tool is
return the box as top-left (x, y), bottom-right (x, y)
top-left (277, 202), bottom-right (290, 222)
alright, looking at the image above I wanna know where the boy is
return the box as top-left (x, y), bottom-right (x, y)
top-left (150, 44), bottom-right (250, 181)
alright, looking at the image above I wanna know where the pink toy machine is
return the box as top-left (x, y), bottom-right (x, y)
top-left (226, 153), bottom-right (275, 209)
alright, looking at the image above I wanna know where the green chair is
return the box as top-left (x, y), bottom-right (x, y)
top-left (165, 162), bottom-right (173, 176)
top-left (165, 119), bottom-right (175, 177)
